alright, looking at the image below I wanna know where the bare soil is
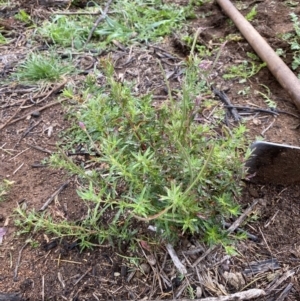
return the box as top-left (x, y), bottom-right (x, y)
top-left (1, 0), bottom-right (300, 300)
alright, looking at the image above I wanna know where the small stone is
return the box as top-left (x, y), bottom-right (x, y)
top-left (114, 272), bottom-right (120, 277)
top-left (140, 263), bottom-right (150, 274)
top-left (223, 271), bottom-right (245, 290)
top-left (31, 111), bottom-right (40, 118)
top-left (196, 286), bottom-right (202, 298)
top-left (248, 186), bottom-right (259, 198)
top-left (147, 255), bottom-right (156, 266)
top-left (252, 118), bottom-right (261, 125)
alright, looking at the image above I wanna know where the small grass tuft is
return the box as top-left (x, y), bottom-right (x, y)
top-left (15, 9), bottom-right (32, 25)
top-left (38, 15), bottom-right (90, 49)
top-left (0, 179), bottom-right (14, 202)
top-left (15, 52), bottom-right (74, 82)
top-left (223, 53), bottom-right (266, 83)
top-left (245, 5), bottom-right (257, 22)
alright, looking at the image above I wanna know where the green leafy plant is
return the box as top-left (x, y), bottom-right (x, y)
top-left (0, 32), bottom-right (7, 44)
top-left (38, 15), bottom-right (90, 48)
top-left (0, 0), bottom-right (11, 6)
top-left (275, 48), bottom-right (286, 57)
top-left (95, 0), bottom-right (186, 45)
top-left (15, 57), bottom-right (249, 249)
top-left (0, 179), bottom-right (14, 202)
top-left (15, 52), bottom-right (75, 82)
top-left (255, 84), bottom-right (276, 109)
top-left (37, 0), bottom-right (187, 49)
top-left (283, 13), bottom-right (300, 76)
top-left (245, 5), bottom-right (257, 21)
top-left (284, 0), bottom-right (298, 8)
top-left (223, 57), bottom-right (266, 83)
top-left (15, 9), bottom-right (32, 24)
top-left (182, 35), bottom-right (212, 57)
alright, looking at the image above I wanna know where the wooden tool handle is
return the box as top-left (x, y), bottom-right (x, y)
top-left (216, 0), bottom-right (300, 111)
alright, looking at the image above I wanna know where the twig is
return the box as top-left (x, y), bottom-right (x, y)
top-left (122, 288), bottom-right (265, 301)
top-left (266, 270), bottom-right (295, 293)
top-left (227, 199), bottom-right (259, 233)
top-left (15, 120), bottom-right (42, 146)
top-left (276, 283), bottom-right (293, 301)
top-left (53, 11), bottom-right (102, 15)
top-left (13, 242), bottom-right (28, 281)
top-left (74, 267), bottom-right (92, 286)
top-left (57, 272), bottom-right (66, 288)
top-left (0, 98), bottom-right (27, 130)
top-left (36, 81), bottom-right (67, 104)
top-left (1, 80), bottom-right (67, 109)
top-left (261, 117), bottom-right (276, 136)
top-left (222, 221), bottom-right (258, 241)
top-left (165, 243), bottom-right (187, 275)
top-left (42, 275), bottom-right (45, 301)
top-left (9, 148), bottom-right (29, 161)
top-left (259, 226), bottom-right (273, 257)
top-left (13, 163), bottom-right (24, 175)
top-left (1, 98), bottom-right (68, 129)
top-left (182, 246), bottom-right (205, 255)
top-left (39, 180), bottom-right (70, 211)
top-left (84, 0), bottom-right (113, 46)
top-left (26, 143), bottom-right (53, 155)
top-left (139, 244), bottom-right (164, 295)
top-left (192, 199), bottom-right (259, 267)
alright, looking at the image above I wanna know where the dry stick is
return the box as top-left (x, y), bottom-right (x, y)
top-left (26, 143), bottom-right (53, 155)
top-left (0, 98), bottom-right (27, 130)
top-left (266, 270), bottom-right (295, 293)
top-left (36, 80), bottom-right (67, 104)
top-left (1, 98), bottom-right (68, 130)
top-left (261, 118), bottom-right (276, 136)
top-left (141, 246), bottom-right (165, 296)
top-left (39, 180), bottom-right (70, 211)
top-left (258, 226), bottom-right (273, 257)
top-left (222, 221), bottom-right (258, 241)
top-left (13, 163), bottom-right (24, 175)
top-left (73, 267), bottom-right (92, 286)
top-left (53, 10), bottom-right (102, 15)
top-left (42, 275), bottom-right (45, 301)
top-left (122, 288), bottom-right (265, 301)
top-left (276, 283), bottom-right (293, 301)
top-left (15, 120), bottom-right (42, 146)
top-left (166, 243), bottom-right (187, 275)
top-left (1, 80), bottom-right (67, 109)
top-left (8, 148), bottom-right (29, 161)
top-left (13, 242), bottom-right (28, 281)
top-left (192, 199), bottom-right (259, 268)
top-left (84, 0), bottom-right (113, 46)
top-left (227, 199), bottom-right (259, 233)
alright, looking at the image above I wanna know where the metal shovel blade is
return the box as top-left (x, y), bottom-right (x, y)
top-left (246, 141), bottom-right (300, 185)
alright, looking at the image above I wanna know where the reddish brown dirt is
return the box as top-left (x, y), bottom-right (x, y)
top-left (1, 0), bottom-right (300, 300)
